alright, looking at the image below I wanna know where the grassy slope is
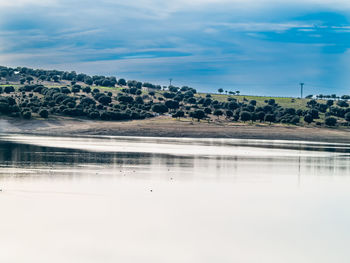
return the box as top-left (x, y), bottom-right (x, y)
top-left (0, 82), bottom-right (338, 125)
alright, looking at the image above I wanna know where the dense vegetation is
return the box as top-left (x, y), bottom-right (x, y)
top-left (0, 65), bottom-right (350, 127)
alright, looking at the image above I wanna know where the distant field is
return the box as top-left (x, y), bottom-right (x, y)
top-left (197, 93), bottom-right (317, 110)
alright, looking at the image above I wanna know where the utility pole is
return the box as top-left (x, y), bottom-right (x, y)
top-left (169, 78), bottom-right (173, 87)
top-left (300, 83), bottom-right (304, 98)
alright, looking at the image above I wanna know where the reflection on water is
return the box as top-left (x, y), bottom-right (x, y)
top-left (1, 134), bottom-right (350, 263)
top-left (0, 134), bottom-right (349, 179)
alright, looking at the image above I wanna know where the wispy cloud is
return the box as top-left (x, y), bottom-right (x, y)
top-left (1, 0), bottom-right (350, 95)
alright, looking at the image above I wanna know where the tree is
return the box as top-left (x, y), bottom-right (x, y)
top-left (204, 107), bottom-right (212, 115)
top-left (173, 110), bottom-right (184, 119)
top-left (213, 109), bottom-right (223, 119)
top-left (304, 114), bottom-right (313, 124)
top-left (268, 99), bottom-right (275, 106)
top-left (26, 76), bottom-right (34, 84)
top-left (4, 86), bottom-right (14, 93)
top-left (52, 75), bottom-right (60, 82)
top-left (152, 104), bottom-right (168, 114)
top-left (22, 111), bottom-right (32, 119)
top-left (256, 111), bottom-right (265, 122)
top-left (118, 95), bottom-right (134, 104)
top-left (240, 111), bottom-right (252, 122)
top-left (98, 95), bottom-right (112, 105)
top-left (218, 88), bottom-right (224, 94)
top-left (337, 100), bottom-right (349, 108)
top-left (249, 100), bottom-right (257, 106)
top-left (265, 114), bottom-right (275, 124)
top-left (165, 100), bottom-right (179, 112)
top-left (118, 78), bottom-right (127, 86)
top-left (61, 87), bottom-right (71, 94)
top-left (325, 117), bottom-right (337, 126)
top-left (83, 86), bottom-right (91, 93)
top-left (225, 110), bottom-right (233, 119)
top-left (39, 109), bottom-right (49, 118)
top-left (326, 100), bottom-right (334, 107)
top-left (72, 87), bottom-right (80, 94)
top-left (345, 112), bottom-right (350, 122)
top-left (191, 110), bottom-right (205, 122)
top-left (308, 109), bottom-right (319, 119)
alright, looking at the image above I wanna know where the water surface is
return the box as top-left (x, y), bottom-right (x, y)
top-left (1, 134), bottom-right (350, 263)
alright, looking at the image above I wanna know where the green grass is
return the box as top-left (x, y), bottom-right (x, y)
top-left (197, 93), bottom-right (317, 110)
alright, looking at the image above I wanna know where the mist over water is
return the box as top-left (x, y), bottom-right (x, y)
top-left (1, 135), bottom-right (350, 263)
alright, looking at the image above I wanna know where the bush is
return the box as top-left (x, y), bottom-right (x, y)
top-left (325, 117), bottom-right (337, 126)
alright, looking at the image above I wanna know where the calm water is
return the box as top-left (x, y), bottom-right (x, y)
top-left (1, 134), bottom-right (350, 263)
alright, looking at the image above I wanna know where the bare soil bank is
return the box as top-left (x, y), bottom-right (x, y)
top-left (1, 116), bottom-right (350, 143)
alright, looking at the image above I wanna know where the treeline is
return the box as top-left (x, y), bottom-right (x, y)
top-left (0, 83), bottom-right (349, 127)
top-left (0, 66), bottom-right (350, 127)
top-left (0, 66), bottom-right (162, 89)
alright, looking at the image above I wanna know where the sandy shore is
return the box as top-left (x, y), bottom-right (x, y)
top-left (1, 116), bottom-right (350, 143)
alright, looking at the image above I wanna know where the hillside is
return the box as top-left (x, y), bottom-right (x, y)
top-left (0, 65), bottom-right (350, 129)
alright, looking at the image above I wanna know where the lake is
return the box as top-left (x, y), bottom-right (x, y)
top-left (0, 134), bottom-right (350, 263)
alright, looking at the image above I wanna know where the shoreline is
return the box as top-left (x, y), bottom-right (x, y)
top-left (1, 116), bottom-right (350, 143)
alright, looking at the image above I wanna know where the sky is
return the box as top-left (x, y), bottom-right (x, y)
top-left (0, 0), bottom-right (350, 96)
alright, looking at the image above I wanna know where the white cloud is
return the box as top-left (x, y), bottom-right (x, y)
top-left (0, 0), bottom-right (56, 7)
top-left (211, 22), bottom-right (315, 32)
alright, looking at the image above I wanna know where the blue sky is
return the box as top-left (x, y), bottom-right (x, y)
top-left (1, 0), bottom-right (350, 96)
